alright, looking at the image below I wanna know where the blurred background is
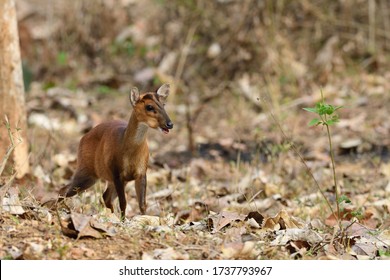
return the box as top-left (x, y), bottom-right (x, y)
top-left (0, 0), bottom-right (388, 259)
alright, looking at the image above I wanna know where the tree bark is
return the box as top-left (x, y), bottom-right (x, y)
top-left (0, 0), bottom-right (29, 178)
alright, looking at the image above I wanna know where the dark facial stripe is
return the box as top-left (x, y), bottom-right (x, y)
top-left (142, 93), bottom-right (163, 110)
top-left (142, 93), bottom-right (155, 101)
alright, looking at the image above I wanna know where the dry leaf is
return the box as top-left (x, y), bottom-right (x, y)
top-left (142, 247), bottom-right (189, 260)
top-left (270, 228), bottom-right (323, 246)
top-left (351, 242), bottom-right (377, 258)
top-left (33, 165), bottom-right (51, 183)
top-left (221, 241), bottom-right (244, 259)
top-left (344, 222), bottom-right (371, 237)
top-left (7, 246), bottom-right (23, 260)
top-left (70, 246), bottom-right (97, 259)
top-left (325, 210), bottom-right (353, 227)
top-left (70, 213), bottom-right (103, 239)
top-left (340, 138), bottom-right (362, 150)
top-left (310, 219), bottom-right (326, 231)
top-left (124, 215), bottom-right (162, 232)
top-left (262, 210), bottom-right (303, 230)
top-left (380, 163), bottom-right (390, 179)
top-left (372, 229), bottom-right (390, 250)
top-left (225, 227), bottom-right (246, 243)
top-left (2, 187), bottom-right (25, 215)
top-left (90, 219), bottom-right (117, 237)
top-left (60, 218), bottom-right (78, 238)
top-left (221, 241), bottom-right (257, 259)
top-left (53, 153), bottom-right (76, 167)
top-left (23, 242), bottom-right (44, 260)
top-left (245, 211), bottom-right (264, 228)
top-left (208, 211), bottom-right (246, 233)
top-left (129, 215), bottom-right (161, 228)
top-left (175, 201), bottom-right (209, 225)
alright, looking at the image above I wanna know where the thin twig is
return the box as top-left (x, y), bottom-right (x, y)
top-left (318, 91), bottom-right (341, 226)
top-left (0, 145), bottom-right (15, 177)
top-left (174, 24), bottom-right (198, 93)
top-left (261, 96), bottom-right (335, 216)
top-left (326, 123), bottom-right (340, 219)
top-left (0, 115), bottom-right (20, 177)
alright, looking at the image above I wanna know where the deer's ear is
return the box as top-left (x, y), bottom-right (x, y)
top-left (129, 87), bottom-right (140, 106)
top-left (156, 84), bottom-right (170, 103)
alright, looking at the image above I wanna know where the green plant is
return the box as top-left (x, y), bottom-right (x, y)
top-left (55, 242), bottom-right (70, 259)
top-left (2, 254), bottom-right (14, 260)
top-left (97, 85), bottom-right (114, 95)
top-left (378, 248), bottom-right (390, 257)
top-left (303, 90), bottom-right (342, 221)
top-left (260, 95), bottom-right (334, 221)
top-left (56, 51), bottom-right (68, 66)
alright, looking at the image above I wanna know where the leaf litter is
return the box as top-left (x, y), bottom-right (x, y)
top-left (1, 0), bottom-right (390, 260)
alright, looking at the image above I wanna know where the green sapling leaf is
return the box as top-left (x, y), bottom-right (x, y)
top-left (308, 118), bottom-right (321, 126)
top-left (325, 119), bottom-right (337, 126)
top-left (351, 209), bottom-right (363, 219)
top-left (325, 104), bottom-right (334, 115)
top-left (338, 195), bottom-right (351, 204)
top-left (303, 107), bottom-right (318, 114)
top-left (317, 103), bottom-right (328, 115)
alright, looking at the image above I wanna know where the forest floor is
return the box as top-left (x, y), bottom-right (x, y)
top-left (1, 0), bottom-right (390, 260)
top-left (1, 73), bottom-right (389, 260)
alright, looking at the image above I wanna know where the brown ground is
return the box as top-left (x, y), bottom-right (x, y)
top-left (1, 0), bottom-right (389, 260)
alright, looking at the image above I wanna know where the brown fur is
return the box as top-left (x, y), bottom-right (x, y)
top-left (59, 85), bottom-right (173, 219)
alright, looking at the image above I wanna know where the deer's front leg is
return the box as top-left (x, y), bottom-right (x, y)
top-left (135, 174), bottom-right (147, 214)
top-left (113, 173), bottom-right (126, 220)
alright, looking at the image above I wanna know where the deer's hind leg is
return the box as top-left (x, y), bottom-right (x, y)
top-left (59, 168), bottom-right (97, 197)
top-left (103, 182), bottom-right (117, 213)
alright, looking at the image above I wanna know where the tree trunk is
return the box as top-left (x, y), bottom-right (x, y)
top-left (0, 0), bottom-right (29, 178)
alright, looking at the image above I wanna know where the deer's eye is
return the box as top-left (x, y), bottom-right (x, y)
top-left (146, 105), bottom-right (154, 112)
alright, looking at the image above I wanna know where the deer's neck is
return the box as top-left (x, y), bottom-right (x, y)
top-left (124, 113), bottom-right (149, 147)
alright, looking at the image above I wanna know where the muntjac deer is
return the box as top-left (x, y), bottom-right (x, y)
top-left (59, 84), bottom-right (173, 220)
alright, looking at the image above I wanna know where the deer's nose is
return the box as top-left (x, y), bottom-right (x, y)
top-left (166, 121), bottom-right (173, 129)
